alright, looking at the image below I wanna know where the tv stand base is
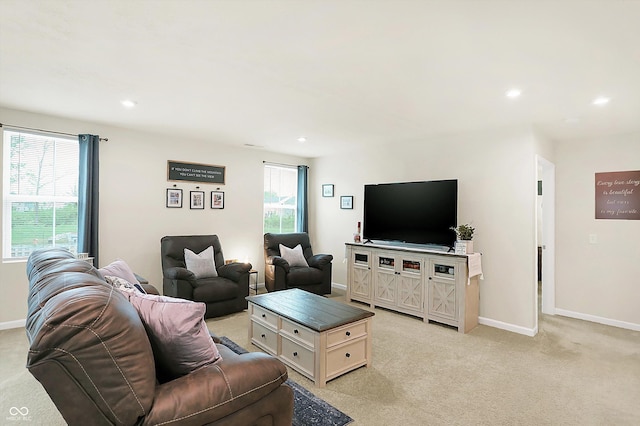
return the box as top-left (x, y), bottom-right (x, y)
top-left (345, 242), bottom-right (480, 333)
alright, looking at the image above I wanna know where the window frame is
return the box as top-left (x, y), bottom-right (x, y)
top-left (263, 163), bottom-right (299, 234)
top-left (2, 128), bottom-right (79, 261)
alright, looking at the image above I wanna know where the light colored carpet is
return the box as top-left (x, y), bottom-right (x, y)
top-left (2, 288), bottom-right (639, 425)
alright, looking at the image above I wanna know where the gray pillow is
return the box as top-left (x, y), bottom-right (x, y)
top-left (279, 243), bottom-right (309, 267)
top-left (121, 291), bottom-right (221, 378)
top-left (184, 246), bottom-right (218, 278)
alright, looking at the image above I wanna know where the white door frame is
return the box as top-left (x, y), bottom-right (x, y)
top-left (537, 155), bottom-right (556, 317)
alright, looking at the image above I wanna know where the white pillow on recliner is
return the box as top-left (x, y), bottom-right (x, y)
top-left (184, 246), bottom-right (218, 278)
top-left (279, 244), bottom-right (309, 267)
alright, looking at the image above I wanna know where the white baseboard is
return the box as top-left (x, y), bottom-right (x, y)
top-left (0, 319), bottom-right (26, 330)
top-left (332, 282), bottom-right (347, 291)
top-left (555, 308), bottom-right (640, 332)
top-left (479, 316), bottom-right (538, 337)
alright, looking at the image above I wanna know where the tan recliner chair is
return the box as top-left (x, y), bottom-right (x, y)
top-left (264, 232), bottom-right (333, 295)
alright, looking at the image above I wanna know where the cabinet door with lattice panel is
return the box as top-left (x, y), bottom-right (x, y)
top-left (352, 265), bottom-right (372, 300)
top-left (397, 257), bottom-right (424, 314)
top-left (427, 260), bottom-right (458, 322)
top-left (348, 248), bottom-right (372, 303)
top-left (374, 254), bottom-right (397, 308)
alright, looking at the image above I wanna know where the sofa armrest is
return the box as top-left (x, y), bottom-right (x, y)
top-left (140, 284), bottom-right (160, 295)
top-left (218, 262), bottom-right (251, 282)
top-left (266, 255), bottom-right (290, 272)
top-left (163, 266), bottom-right (196, 282)
top-left (133, 273), bottom-right (160, 294)
top-left (144, 349), bottom-right (289, 425)
top-left (134, 273), bottom-right (148, 284)
top-left (209, 332), bottom-right (222, 344)
top-left (308, 254), bottom-right (333, 269)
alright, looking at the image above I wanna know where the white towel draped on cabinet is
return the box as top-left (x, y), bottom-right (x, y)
top-left (467, 252), bottom-right (483, 285)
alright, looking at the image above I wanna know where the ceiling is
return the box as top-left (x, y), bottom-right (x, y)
top-left (1, 1), bottom-right (639, 158)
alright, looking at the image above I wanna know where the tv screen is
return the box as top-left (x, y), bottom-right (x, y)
top-left (363, 180), bottom-right (458, 248)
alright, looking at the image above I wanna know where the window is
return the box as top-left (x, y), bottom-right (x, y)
top-left (263, 164), bottom-right (298, 233)
top-left (2, 129), bottom-right (79, 260)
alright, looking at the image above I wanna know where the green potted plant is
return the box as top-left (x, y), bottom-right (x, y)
top-left (451, 224), bottom-right (475, 240)
top-left (451, 224), bottom-right (475, 254)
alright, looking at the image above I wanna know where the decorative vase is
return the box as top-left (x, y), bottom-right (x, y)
top-left (455, 240), bottom-right (474, 255)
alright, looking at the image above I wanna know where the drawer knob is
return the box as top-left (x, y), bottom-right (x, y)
top-left (345, 353), bottom-right (351, 358)
top-left (261, 313), bottom-right (266, 318)
top-left (345, 331), bottom-right (351, 337)
top-left (293, 351), bottom-right (298, 357)
top-left (261, 334), bottom-right (266, 338)
top-left (294, 329), bottom-right (299, 334)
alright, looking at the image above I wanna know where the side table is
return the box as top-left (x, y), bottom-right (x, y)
top-left (249, 269), bottom-right (259, 294)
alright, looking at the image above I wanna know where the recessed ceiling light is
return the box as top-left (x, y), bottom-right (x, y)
top-left (505, 89), bottom-right (522, 98)
top-left (297, 137), bottom-right (307, 143)
top-left (592, 96), bottom-right (610, 106)
top-left (121, 99), bottom-right (137, 108)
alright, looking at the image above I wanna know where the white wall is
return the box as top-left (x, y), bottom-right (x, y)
top-left (310, 126), bottom-right (539, 333)
top-left (3, 106), bottom-right (638, 334)
top-left (555, 132), bottom-right (640, 329)
top-left (0, 107), bottom-right (307, 324)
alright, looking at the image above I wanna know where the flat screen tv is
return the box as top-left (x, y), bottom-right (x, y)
top-left (363, 180), bottom-right (458, 249)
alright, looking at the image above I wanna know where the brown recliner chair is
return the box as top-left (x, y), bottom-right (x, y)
top-left (161, 235), bottom-right (250, 318)
top-left (25, 248), bottom-right (293, 426)
top-left (264, 232), bottom-right (333, 295)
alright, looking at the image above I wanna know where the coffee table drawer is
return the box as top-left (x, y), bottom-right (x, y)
top-left (326, 337), bottom-right (367, 379)
top-left (251, 321), bottom-right (278, 355)
top-left (327, 320), bottom-right (367, 347)
top-left (251, 305), bottom-right (279, 328)
top-left (280, 318), bottom-right (315, 348)
top-left (281, 336), bottom-right (315, 378)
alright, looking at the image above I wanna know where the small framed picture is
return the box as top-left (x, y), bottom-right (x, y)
top-left (341, 195), bottom-right (354, 209)
top-left (190, 191), bottom-right (205, 209)
top-left (322, 184), bottom-right (334, 197)
top-left (166, 188), bottom-right (183, 208)
top-left (211, 191), bottom-right (225, 209)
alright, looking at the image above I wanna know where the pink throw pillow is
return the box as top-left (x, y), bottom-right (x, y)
top-left (122, 291), bottom-right (221, 379)
top-left (98, 259), bottom-right (140, 284)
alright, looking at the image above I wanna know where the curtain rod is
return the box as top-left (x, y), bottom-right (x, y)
top-left (0, 123), bottom-right (109, 141)
top-left (263, 161), bottom-right (309, 168)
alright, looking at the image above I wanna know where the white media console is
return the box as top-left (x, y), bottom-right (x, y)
top-left (345, 242), bottom-right (480, 333)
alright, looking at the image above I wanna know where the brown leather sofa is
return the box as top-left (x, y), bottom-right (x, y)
top-left (264, 232), bottom-right (333, 295)
top-left (161, 235), bottom-right (251, 318)
top-left (26, 248), bottom-right (293, 426)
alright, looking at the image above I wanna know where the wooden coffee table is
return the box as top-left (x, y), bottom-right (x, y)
top-left (247, 288), bottom-right (374, 387)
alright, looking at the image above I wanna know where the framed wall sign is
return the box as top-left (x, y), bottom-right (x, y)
top-left (190, 191), bottom-right (205, 209)
top-left (595, 170), bottom-right (640, 220)
top-left (341, 195), bottom-right (354, 209)
top-left (322, 184), bottom-right (334, 197)
top-left (166, 188), bottom-right (183, 208)
top-left (211, 191), bottom-right (225, 209)
top-left (168, 160), bottom-right (225, 185)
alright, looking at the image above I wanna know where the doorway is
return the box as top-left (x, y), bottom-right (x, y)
top-left (536, 156), bottom-right (556, 324)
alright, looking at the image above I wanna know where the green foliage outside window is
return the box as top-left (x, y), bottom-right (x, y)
top-left (264, 209), bottom-right (295, 233)
top-left (11, 202), bottom-right (78, 245)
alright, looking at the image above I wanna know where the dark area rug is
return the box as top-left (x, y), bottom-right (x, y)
top-left (219, 336), bottom-right (353, 426)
